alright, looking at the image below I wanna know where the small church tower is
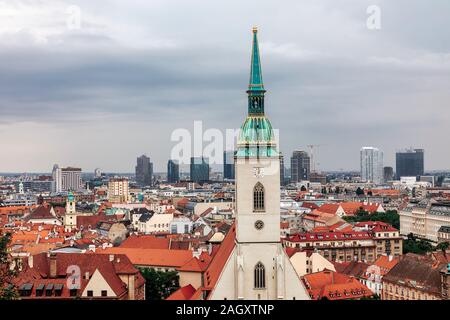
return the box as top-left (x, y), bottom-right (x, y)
top-left (64, 192), bottom-right (77, 232)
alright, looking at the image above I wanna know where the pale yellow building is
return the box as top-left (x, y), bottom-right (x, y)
top-left (107, 178), bottom-right (130, 203)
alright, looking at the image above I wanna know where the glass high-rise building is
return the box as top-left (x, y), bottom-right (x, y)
top-left (360, 147), bottom-right (383, 184)
top-left (167, 160), bottom-right (180, 183)
top-left (396, 148), bottom-right (424, 179)
top-left (135, 155), bottom-right (153, 186)
top-left (223, 151), bottom-right (235, 180)
top-left (190, 157), bottom-right (209, 183)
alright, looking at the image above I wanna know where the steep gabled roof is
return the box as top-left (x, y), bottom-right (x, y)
top-left (203, 224), bottom-right (236, 292)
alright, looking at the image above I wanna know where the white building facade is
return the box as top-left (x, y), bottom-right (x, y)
top-left (360, 147), bottom-right (383, 184)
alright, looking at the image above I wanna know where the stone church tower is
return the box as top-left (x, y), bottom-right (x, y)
top-left (209, 28), bottom-right (309, 300)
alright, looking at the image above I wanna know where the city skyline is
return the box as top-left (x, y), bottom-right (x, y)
top-left (1, 1), bottom-right (450, 172)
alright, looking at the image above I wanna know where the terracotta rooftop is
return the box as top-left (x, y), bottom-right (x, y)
top-left (166, 284), bottom-right (196, 300)
top-left (302, 270), bottom-right (372, 300)
top-left (99, 247), bottom-right (194, 268)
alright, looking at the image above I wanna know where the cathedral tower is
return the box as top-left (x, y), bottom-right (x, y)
top-left (208, 28), bottom-right (309, 300)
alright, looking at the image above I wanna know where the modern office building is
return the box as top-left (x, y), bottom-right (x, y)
top-left (360, 147), bottom-right (383, 184)
top-left (280, 153), bottom-right (285, 186)
top-left (291, 150), bottom-right (310, 182)
top-left (396, 148), bottom-right (424, 179)
top-left (190, 157), bottom-right (209, 183)
top-left (52, 165), bottom-right (83, 192)
top-left (135, 155), bottom-right (153, 186)
top-left (223, 151), bottom-right (235, 180)
top-left (167, 160), bottom-right (180, 183)
top-left (384, 166), bottom-right (394, 183)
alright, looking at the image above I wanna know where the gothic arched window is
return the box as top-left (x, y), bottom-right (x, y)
top-left (254, 262), bottom-right (266, 289)
top-left (253, 182), bottom-right (265, 212)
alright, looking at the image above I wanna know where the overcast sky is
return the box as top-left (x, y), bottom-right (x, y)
top-left (0, 0), bottom-right (449, 173)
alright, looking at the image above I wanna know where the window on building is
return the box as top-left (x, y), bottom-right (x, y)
top-left (87, 290), bottom-right (93, 297)
top-left (254, 262), bottom-right (266, 289)
top-left (101, 290), bottom-right (107, 297)
top-left (253, 183), bottom-right (265, 212)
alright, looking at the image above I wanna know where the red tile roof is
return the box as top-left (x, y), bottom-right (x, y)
top-left (120, 235), bottom-right (170, 249)
top-left (286, 231), bottom-right (373, 242)
top-left (178, 251), bottom-right (214, 272)
top-left (15, 252), bottom-right (143, 299)
top-left (166, 284), bottom-right (196, 300)
top-left (99, 247), bottom-right (194, 268)
top-left (316, 203), bottom-right (340, 214)
top-left (302, 270), bottom-right (372, 300)
top-left (203, 224), bottom-right (236, 294)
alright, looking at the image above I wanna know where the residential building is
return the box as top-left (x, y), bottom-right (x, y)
top-left (291, 150), bottom-right (310, 182)
top-left (399, 200), bottom-right (450, 242)
top-left (284, 231), bottom-right (377, 263)
top-left (15, 252), bottom-right (145, 300)
top-left (360, 147), bottom-right (383, 184)
top-left (362, 255), bottom-right (398, 296)
top-left (170, 216), bottom-right (193, 234)
top-left (135, 155), bottom-right (153, 186)
top-left (107, 178), bottom-right (130, 203)
top-left (396, 148), bottom-right (424, 179)
top-left (438, 226), bottom-right (450, 243)
top-left (51, 164), bottom-right (62, 193)
top-left (382, 253), bottom-right (446, 300)
top-left (287, 249), bottom-right (336, 277)
top-left (354, 221), bottom-right (403, 258)
top-left (138, 213), bottom-right (174, 234)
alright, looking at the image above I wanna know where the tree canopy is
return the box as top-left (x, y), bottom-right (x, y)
top-left (343, 210), bottom-right (400, 229)
top-left (0, 233), bottom-right (18, 300)
top-left (139, 267), bottom-right (179, 300)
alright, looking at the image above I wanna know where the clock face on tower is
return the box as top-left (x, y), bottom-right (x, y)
top-left (253, 167), bottom-right (264, 178)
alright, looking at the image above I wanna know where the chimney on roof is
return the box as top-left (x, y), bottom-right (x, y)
top-left (208, 243), bottom-right (212, 255)
top-left (192, 249), bottom-right (201, 259)
top-left (388, 255), bottom-right (393, 262)
top-left (28, 255), bottom-right (33, 269)
top-left (49, 253), bottom-right (57, 278)
top-left (109, 254), bottom-right (114, 262)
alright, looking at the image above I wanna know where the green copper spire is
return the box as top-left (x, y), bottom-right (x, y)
top-left (247, 27), bottom-right (266, 115)
top-left (249, 27), bottom-right (264, 91)
top-left (237, 27), bottom-right (278, 158)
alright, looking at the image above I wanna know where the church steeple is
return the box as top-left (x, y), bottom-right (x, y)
top-left (247, 27), bottom-right (265, 115)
